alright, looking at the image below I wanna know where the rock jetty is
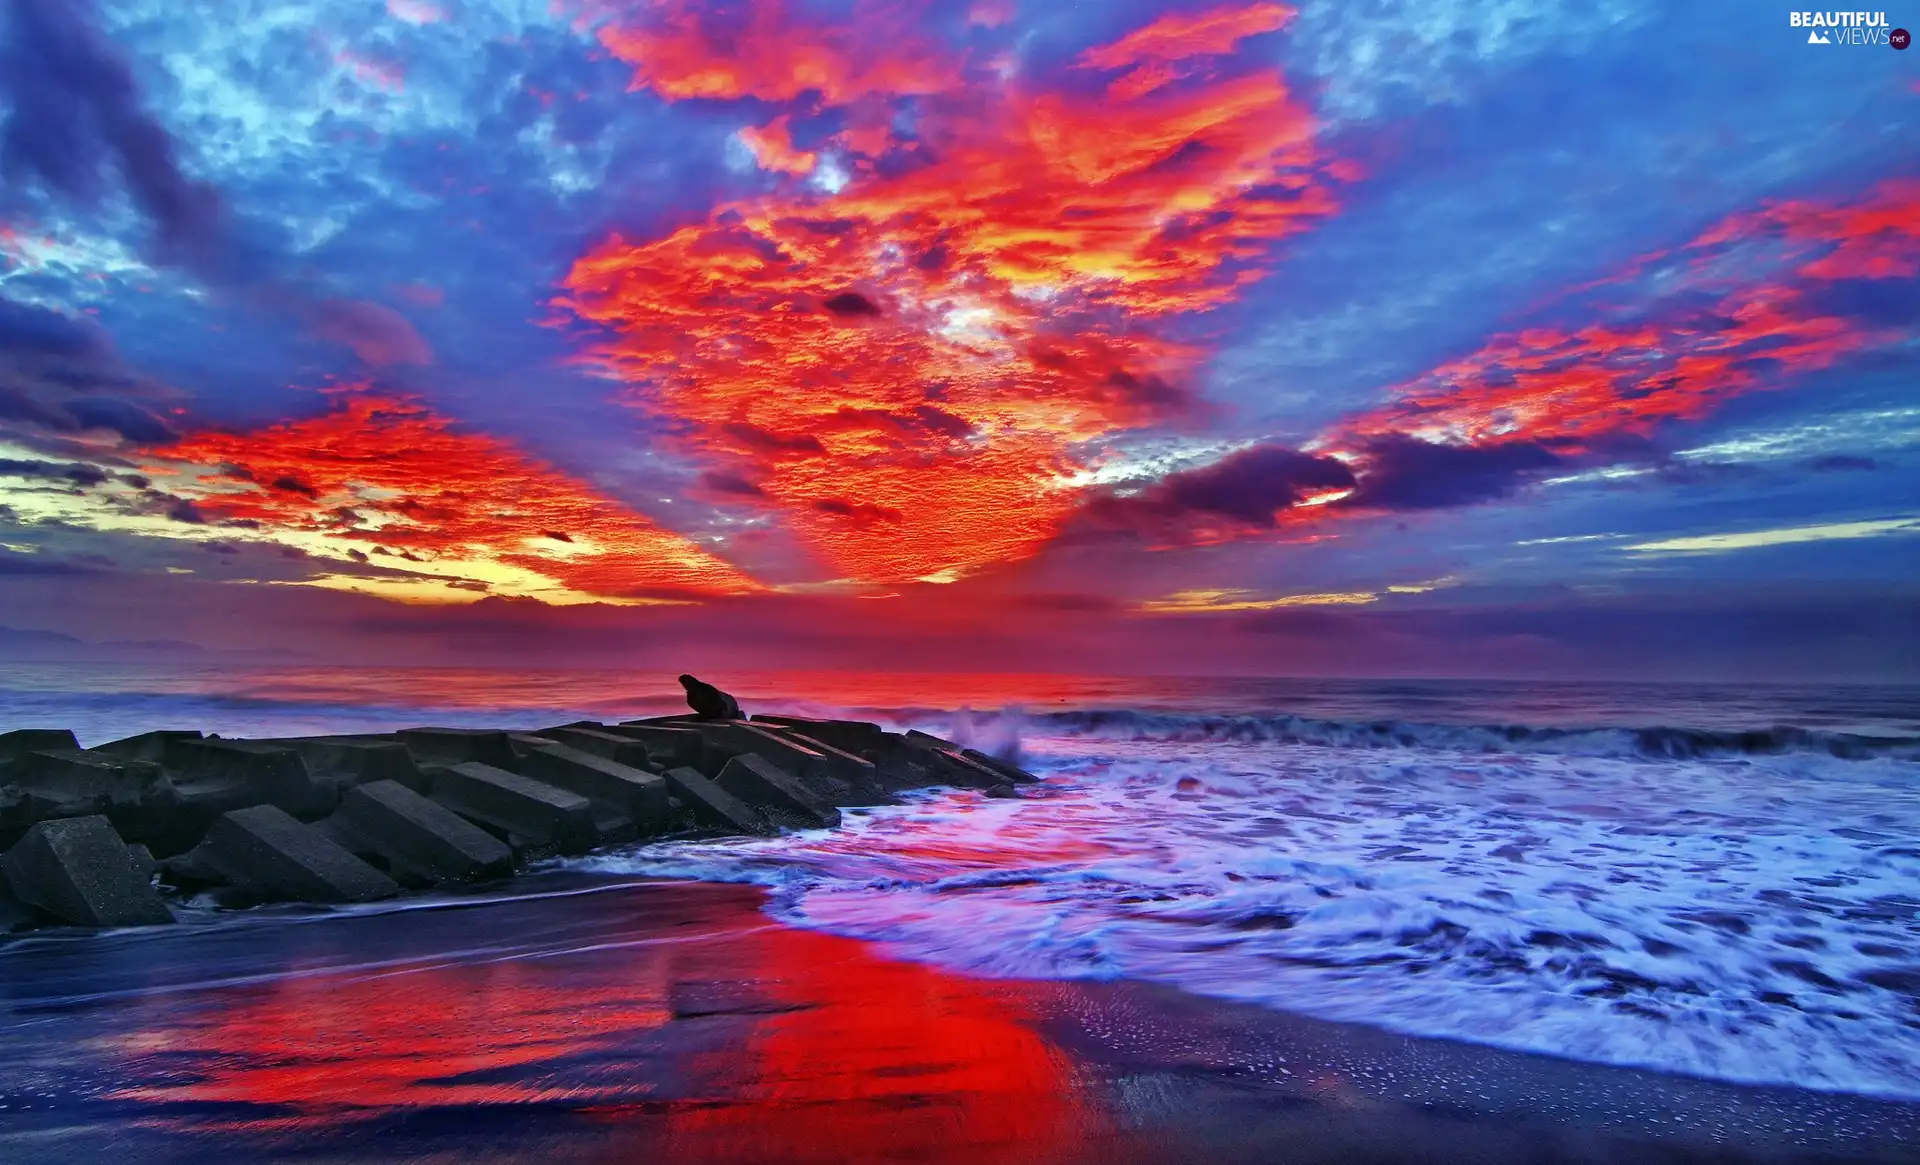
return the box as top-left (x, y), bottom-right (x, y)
top-left (0, 706), bottom-right (1036, 934)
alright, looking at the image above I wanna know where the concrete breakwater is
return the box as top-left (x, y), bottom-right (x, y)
top-left (0, 712), bottom-right (1037, 933)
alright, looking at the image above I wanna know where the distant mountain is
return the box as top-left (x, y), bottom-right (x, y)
top-left (0, 626), bottom-right (86, 653)
top-left (0, 625), bottom-right (318, 663)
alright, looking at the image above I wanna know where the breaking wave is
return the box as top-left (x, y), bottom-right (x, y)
top-left (1010, 709), bottom-right (1920, 761)
top-left (580, 717), bottom-right (1920, 1101)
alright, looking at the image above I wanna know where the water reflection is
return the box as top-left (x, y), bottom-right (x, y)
top-left (6, 880), bottom-right (1110, 1162)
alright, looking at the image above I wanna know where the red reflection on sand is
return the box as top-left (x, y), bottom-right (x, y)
top-left (99, 883), bottom-right (1104, 1160)
top-left (104, 947), bottom-right (680, 1113)
top-left (626, 921), bottom-right (1102, 1163)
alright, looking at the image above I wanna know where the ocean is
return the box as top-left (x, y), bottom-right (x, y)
top-left (3, 663), bottom-right (1918, 1123)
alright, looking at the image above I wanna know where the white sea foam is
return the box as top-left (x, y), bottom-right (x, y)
top-left (576, 720), bottom-right (1920, 1100)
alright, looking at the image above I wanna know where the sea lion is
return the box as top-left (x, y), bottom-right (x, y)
top-left (678, 674), bottom-right (742, 720)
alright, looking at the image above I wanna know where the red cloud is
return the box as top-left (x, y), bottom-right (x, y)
top-left (149, 392), bottom-right (760, 601)
top-left (562, 2), bottom-right (1346, 584)
top-left (1336, 181), bottom-right (1920, 455)
top-left (1077, 1), bottom-right (1294, 100)
top-left (737, 115), bottom-right (816, 175)
top-left (598, 0), bottom-right (958, 104)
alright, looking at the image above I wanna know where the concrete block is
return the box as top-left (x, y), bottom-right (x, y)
top-left (2, 749), bottom-right (173, 840)
top-left (591, 808), bottom-right (639, 846)
top-left (192, 805), bottom-right (399, 904)
top-left (429, 762), bottom-right (596, 855)
top-left (538, 726), bottom-right (653, 769)
top-left (273, 737), bottom-right (427, 794)
top-left (715, 753), bottom-right (839, 830)
top-left (683, 721), bottom-right (826, 779)
top-left (925, 746), bottom-right (1007, 789)
top-left (519, 744), bottom-right (668, 831)
top-left (336, 780), bottom-right (513, 884)
top-left (749, 714), bottom-right (885, 754)
top-left (93, 729), bottom-right (203, 764)
top-left (0, 729), bottom-right (80, 762)
top-left (174, 739), bottom-right (336, 818)
top-left (0, 815), bottom-right (174, 927)
top-left (960, 747), bottom-right (1039, 784)
top-left (776, 730), bottom-right (892, 805)
top-left (607, 722), bottom-right (705, 767)
top-left (662, 766), bottom-right (773, 836)
top-left (397, 727), bottom-right (518, 770)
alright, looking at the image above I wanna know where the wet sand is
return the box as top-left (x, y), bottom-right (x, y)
top-left (0, 874), bottom-right (1913, 1164)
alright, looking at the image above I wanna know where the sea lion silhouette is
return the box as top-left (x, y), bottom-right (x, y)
top-left (679, 674), bottom-right (742, 720)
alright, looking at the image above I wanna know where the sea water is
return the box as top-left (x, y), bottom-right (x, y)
top-left (4, 664), bottom-right (1917, 1100)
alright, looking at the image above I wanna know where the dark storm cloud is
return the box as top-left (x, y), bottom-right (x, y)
top-left (817, 404), bottom-right (977, 446)
top-left (0, 456), bottom-right (108, 486)
top-left (699, 470), bottom-right (767, 498)
top-left (1344, 434), bottom-right (1562, 511)
top-left (0, 0), bottom-right (224, 271)
top-left (61, 394), bottom-right (178, 443)
top-left (822, 291), bottom-right (883, 317)
top-left (0, 547), bottom-right (102, 576)
top-left (1102, 368), bottom-right (1187, 411)
top-left (0, 294), bottom-right (114, 359)
top-left (1163, 445), bottom-right (1356, 523)
top-left (165, 498), bottom-right (205, 524)
top-left (1085, 443), bottom-right (1355, 536)
top-left (0, 294), bottom-right (181, 445)
top-left (813, 497), bottom-right (903, 524)
top-left (720, 421), bottom-right (828, 456)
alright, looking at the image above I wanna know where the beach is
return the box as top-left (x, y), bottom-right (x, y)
top-left (1, 666), bottom-right (1918, 1162)
top-left (2, 874), bottom-right (1916, 1164)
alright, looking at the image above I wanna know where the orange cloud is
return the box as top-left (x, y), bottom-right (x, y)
top-left (737, 115), bottom-right (816, 175)
top-left (562, 2), bottom-right (1345, 585)
top-left (148, 391), bottom-right (759, 603)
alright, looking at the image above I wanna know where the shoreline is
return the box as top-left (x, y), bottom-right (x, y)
top-left (1, 873), bottom-right (1914, 1164)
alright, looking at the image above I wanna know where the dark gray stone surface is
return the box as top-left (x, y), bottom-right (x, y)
top-left (173, 739), bottom-right (335, 818)
top-left (537, 726), bottom-right (654, 769)
top-left (191, 805), bottom-right (399, 905)
top-left (519, 744), bottom-right (668, 831)
top-left (662, 766), bottom-right (773, 836)
top-left (607, 722), bottom-right (706, 767)
top-left (275, 737), bottom-right (427, 793)
top-left (2, 750), bottom-right (173, 842)
top-left (961, 748), bottom-right (1039, 784)
top-left (336, 780), bottom-right (513, 884)
top-left (777, 730), bottom-right (892, 805)
top-left (0, 815), bottom-right (174, 927)
top-left (397, 727), bottom-right (518, 770)
top-left (715, 753), bottom-right (840, 830)
top-left (749, 714), bottom-right (884, 754)
top-left (92, 729), bottom-right (203, 764)
top-left (0, 729), bottom-right (80, 763)
top-left (428, 762), bottom-right (597, 855)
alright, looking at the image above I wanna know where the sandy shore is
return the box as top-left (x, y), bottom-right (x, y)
top-left (0, 873), bottom-right (1913, 1164)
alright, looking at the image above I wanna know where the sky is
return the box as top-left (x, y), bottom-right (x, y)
top-left (0, 0), bottom-right (1915, 679)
